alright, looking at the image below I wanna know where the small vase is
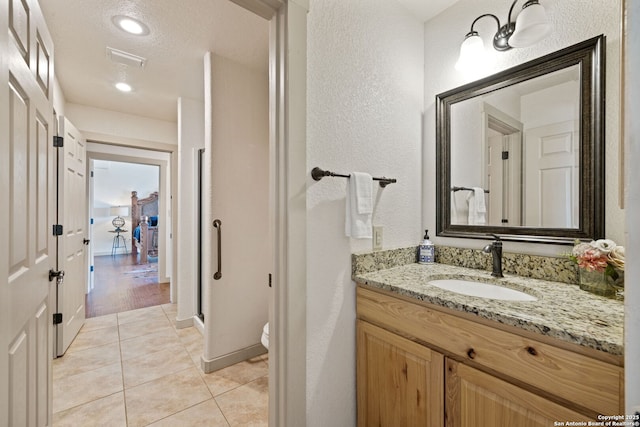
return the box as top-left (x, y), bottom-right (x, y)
top-left (578, 268), bottom-right (618, 297)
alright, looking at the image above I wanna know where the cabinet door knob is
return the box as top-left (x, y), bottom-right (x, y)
top-left (467, 348), bottom-right (476, 359)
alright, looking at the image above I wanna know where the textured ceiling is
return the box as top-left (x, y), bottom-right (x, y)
top-left (41, 0), bottom-right (459, 123)
top-left (41, 0), bottom-right (269, 122)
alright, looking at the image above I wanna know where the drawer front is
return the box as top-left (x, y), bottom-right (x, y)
top-left (357, 286), bottom-right (623, 415)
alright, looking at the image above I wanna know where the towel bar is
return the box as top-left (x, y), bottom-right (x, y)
top-left (311, 167), bottom-right (396, 188)
top-left (452, 186), bottom-right (489, 193)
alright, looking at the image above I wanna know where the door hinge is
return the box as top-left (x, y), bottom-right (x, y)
top-left (53, 136), bottom-right (64, 147)
top-left (49, 269), bottom-right (65, 282)
top-left (52, 224), bottom-right (63, 236)
top-left (53, 313), bottom-right (63, 325)
top-left (268, 273), bottom-right (272, 288)
top-left (501, 151), bottom-right (509, 160)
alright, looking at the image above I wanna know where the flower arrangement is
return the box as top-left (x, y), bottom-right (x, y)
top-left (569, 239), bottom-right (625, 281)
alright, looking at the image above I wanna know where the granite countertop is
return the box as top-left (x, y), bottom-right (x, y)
top-left (355, 262), bottom-right (624, 356)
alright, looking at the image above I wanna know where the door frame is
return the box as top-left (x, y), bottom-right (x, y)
top-left (87, 145), bottom-right (172, 285)
top-left (228, 1), bottom-right (308, 425)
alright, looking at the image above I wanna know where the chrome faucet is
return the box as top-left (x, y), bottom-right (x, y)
top-left (483, 234), bottom-right (504, 278)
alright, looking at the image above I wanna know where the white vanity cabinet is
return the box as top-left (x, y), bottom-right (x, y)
top-left (356, 285), bottom-right (624, 427)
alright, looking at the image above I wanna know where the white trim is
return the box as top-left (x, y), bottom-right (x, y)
top-left (201, 344), bottom-right (267, 373)
top-left (268, 2), bottom-right (308, 426)
top-left (230, 0), bottom-right (308, 425)
top-left (228, 0), bottom-right (282, 19)
top-left (175, 317), bottom-right (194, 329)
top-left (624, 0), bottom-right (640, 413)
top-left (87, 147), bottom-right (172, 285)
top-left (84, 131), bottom-right (176, 153)
top-left (193, 315), bottom-right (205, 335)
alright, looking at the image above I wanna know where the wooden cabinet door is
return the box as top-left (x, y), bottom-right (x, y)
top-left (445, 358), bottom-right (590, 427)
top-left (357, 320), bottom-right (444, 427)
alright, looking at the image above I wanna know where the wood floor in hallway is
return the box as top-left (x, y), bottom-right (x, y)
top-left (86, 255), bottom-right (170, 318)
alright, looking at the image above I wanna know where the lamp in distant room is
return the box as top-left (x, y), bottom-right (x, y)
top-left (455, 0), bottom-right (551, 71)
top-left (110, 206), bottom-right (129, 231)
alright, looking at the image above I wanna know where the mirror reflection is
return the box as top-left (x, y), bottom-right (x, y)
top-left (450, 66), bottom-right (580, 228)
top-left (436, 35), bottom-right (605, 244)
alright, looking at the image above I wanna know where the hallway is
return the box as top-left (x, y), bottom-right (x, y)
top-left (86, 255), bottom-right (170, 318)
top-left (53, 304), bottom-right (268, 426)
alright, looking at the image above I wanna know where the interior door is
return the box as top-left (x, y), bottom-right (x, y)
top-left (523, 121), bottom-right (577, 228)
top-left (1, 0), bottom-right (56, 424)
top-left (55, 116), bottom-right (87, 356)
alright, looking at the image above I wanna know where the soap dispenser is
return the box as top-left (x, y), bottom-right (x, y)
top-left (419, 230), bottom-right (435, 264)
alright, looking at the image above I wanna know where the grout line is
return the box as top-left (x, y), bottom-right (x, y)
top-left (117, 316), bottom-right (130, 426)
top-left (51, 390), bottom-right (126, 422)
top-left (121, 348), bottom-right (195, 390)
top-left (213, 396), bottom-right (233, 427)
top-left (55, 302), bottom-right (268, 426)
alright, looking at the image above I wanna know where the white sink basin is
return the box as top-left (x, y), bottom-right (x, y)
top-left (428, 279), bottom-right (537, 301)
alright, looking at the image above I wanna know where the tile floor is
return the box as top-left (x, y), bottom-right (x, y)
top-left (52, 303), bottom-right (268, 427)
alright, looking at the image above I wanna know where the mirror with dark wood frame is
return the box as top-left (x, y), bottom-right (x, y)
top-left (436, 35), bottom-right (605, 244)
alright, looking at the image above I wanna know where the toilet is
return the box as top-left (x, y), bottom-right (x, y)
top-left (261, 322), bottom-right (269, 350)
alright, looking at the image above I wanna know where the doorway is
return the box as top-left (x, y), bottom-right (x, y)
top-left (86, 141), bottom-right (174, 316)
top-left (1, 1), bottom-right (307, 425)
top-left (87, 159), bottom-right (166, 317)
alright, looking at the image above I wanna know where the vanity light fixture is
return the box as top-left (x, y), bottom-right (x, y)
top-left (115, 82), bottom-right (132, 92)
top-left (456, 0), bottom-right (551, 70)
top-left (111, 15), bottom-right (150, 36)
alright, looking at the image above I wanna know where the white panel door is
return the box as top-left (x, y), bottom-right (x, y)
top-left (524, 121), bottom-right (578, 228)
top-left (1, 0), bottom-right (56, 425)
top-left (55, 117), bottom-right (87, 356)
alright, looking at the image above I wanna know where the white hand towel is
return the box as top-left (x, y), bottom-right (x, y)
top-left (473, 187), bottom-right (486, 214)
top-left (451, 186), bottom-right (460, 223)
top-left (467, 187), bottom-right (487, 225)
top-left (354, 172), bottom-right (373, 214)
top-left (345, 172), bottom-right (373, 239)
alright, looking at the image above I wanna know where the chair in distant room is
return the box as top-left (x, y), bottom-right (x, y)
top-left (110, 206), bottom-right (129, 255)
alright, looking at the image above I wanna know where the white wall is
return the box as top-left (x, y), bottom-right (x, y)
top-left (625, 0), bottom-right (640, 414)
top-left (450, 99), bottom-right (483, 222)
top-left (65, 103), bottom-right (178, 146)
top-left (306, 0), bottom-right (424, 424)
top-left (520, 81), bottom-right (579, 129)
top-left (424, 0), bottom-right (623, 255)
top-left (91, 160), bottom-right (159, 256)
top-left (176, 97), bottom-right (205, 325)
top-left (202, 53), bottom-right (270, 364)
top-left (53, 78), bottom-right (66, 117)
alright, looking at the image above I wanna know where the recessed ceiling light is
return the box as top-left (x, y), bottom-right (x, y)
top-left (112, 15), bottom-right (150, 36)
top-left (115, 82), bottom-right (132, 92)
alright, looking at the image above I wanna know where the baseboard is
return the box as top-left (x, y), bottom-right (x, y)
top-left (175, 317), bottom-right (194, 329)
top-left (193, 316), bottom-right (204, 335)
top-left (201, 343), bottom-right (267, 374)
top-left (94, 251), bottom-right (115, 257)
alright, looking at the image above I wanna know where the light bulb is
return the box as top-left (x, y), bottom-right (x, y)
top-left (455, 33), bottom-right (485, 71)
top-left (509, 2), bottom-right (551, 48)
